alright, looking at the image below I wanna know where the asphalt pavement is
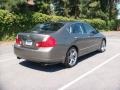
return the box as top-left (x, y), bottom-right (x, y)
top-left (0, 32), bottom-right (120, 90)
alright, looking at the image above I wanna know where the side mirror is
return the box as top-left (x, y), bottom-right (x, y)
top-left (95, 28), bottom-right (99, 33)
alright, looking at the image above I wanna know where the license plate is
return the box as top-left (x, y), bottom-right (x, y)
top-left (25, 40), bottom-right (33, 46)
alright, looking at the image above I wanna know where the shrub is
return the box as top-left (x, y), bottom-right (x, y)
top-left (32, 13), bottom-right (107, 31)
top-left (81, 19), bottom-right (107, 30)
top-left (32, 12), bottom-right (51, 23)
top-left (0, 10), bottom-right (16, 40)
top-left (0, 9), bottom-right (117, 41)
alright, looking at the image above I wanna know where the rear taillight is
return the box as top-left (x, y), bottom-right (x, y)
top-left (36, 36), bottom-right (56, 48)
top-left (16, 35), bottom-right (22, 45)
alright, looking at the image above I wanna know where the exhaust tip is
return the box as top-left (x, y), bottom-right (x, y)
top-left (17, 57), bottom-right (21, 59)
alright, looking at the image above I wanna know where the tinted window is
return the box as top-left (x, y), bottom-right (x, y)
top-left (83, 23), bottom-right (96, 34)
top-left (31, 23), bottom-right (64, 33)
top-left (69, 23), bottom-right (85, 34)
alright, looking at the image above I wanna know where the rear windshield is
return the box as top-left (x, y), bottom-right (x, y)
top-left (31, 22), bottom-right (64, 33)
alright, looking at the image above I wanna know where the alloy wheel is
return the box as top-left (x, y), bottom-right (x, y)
top-left (100, 40), bottom-right (106, 52)
top-left (64, 47), bottom-right (78, 67)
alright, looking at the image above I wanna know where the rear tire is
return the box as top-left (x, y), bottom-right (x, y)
top-left (98, 40), bottom-right (106, 52)
top-left (64, 47), bottom-right (78, 68)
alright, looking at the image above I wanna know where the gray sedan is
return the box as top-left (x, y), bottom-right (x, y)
top-left (14, 22), bottom-right (106, 67)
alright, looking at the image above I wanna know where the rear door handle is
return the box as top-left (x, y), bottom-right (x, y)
top-left (88, 35), bottom-right (91, 37)
top-left (88, 34), bottom-right (93, 37)
top-left (74, 37), bottom-right (78, 39)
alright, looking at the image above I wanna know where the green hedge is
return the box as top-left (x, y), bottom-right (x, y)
top-left (0, 10), bottom-right (16, 40)
top-left (0, 9), bottom-right (117, 41)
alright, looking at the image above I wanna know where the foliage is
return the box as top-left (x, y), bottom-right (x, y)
top-left (36, 0), bottom-right (51, 15)
top-left (0, 0), bottom-right (117, 21)
top-left (81, 19), bottom-right (106, 30)
top-left (0, 9), bottom-right (16, 40)
top-left (0, 1), bottom-right (118, 41)
top-left (0, 9), bottom-right (117, 41)
top-left (0, 0), bottom-right (25, 11)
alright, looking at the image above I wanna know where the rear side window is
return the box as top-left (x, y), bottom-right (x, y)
top-left (31, 23), bottom-right (64, 33)
top-left (68, 23), bottom-right (85, 34)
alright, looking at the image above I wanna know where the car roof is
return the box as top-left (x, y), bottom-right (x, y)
top-left (59, 21), bottom-right (83, 24)
top-left (38, 21), bottom-right (86, 25)
top-left (42, 21), bottom-right (81, 24)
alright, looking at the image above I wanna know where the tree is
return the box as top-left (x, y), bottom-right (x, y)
top-left (0, 0), bottom-right (116, 20)
top-left (54, 0), bottom-right (69, 16)
top-left (100, 0), bottom-right (109, 12)
top-left (35, 0), bottom-right (52, 15)
top-left (0, 0), bottom-right (25, 11)
top-left (69, 0), bottom-right (81, 18)
top-left (108, 0), bottom-right (115, 20)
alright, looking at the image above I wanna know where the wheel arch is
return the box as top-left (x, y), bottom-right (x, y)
top-left (102, 38), bottom-right (106, 45)
top-left (68, 45), bottom-right (79, 54)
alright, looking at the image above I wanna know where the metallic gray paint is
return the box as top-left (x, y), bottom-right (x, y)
top-left (14, 22), bottom-right (106, 63)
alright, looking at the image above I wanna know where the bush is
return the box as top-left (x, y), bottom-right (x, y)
top-left (0, 10), bottom-right (16, 40)
top-left (81, 19), bottom-right (107, 30)
top-left (32, 13), bottom-right (76, 23)
top-left (32, 13), bottom-right (107, 30)
top-left (0, 9), bottom-right (117, 41)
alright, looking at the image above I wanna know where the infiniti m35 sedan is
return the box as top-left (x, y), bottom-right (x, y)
top-left (14, 22), bottom-right (106, 67)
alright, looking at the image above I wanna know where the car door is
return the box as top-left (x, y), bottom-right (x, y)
top-left (69, 23), bottom-right (91, 56)
top-left (82, 23), bottom-right (100, 52)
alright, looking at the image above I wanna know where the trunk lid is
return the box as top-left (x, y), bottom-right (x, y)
top-left (18, 33), bottom-right (49, 49)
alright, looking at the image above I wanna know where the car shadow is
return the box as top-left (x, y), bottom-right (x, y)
top-left (77, 51), bottom-right (99, 63)
top-left (20, 61), bottom-right (65, 72)
top-left (19, 51), bottom-right (99, 72)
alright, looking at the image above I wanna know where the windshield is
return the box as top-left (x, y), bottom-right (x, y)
top-left (31, 22), bottom-right (64, 33)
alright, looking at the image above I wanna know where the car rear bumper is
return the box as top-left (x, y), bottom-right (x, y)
top-left (14, 45), bottom-right (65, 63)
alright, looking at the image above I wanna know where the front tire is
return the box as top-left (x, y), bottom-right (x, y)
top-left (64, 47), bottom-right (78, 68)
top-left (99, 40), bottom-right (106, 52)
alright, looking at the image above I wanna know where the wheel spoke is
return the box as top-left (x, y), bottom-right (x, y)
top-left (68, 49), bottom-right (77, 66)
top-left (69, 58), bottom-right (74, 65)
top-left (101, 41), bottom-right (106, 51)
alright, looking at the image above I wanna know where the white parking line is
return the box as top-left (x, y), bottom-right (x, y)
top-left (58, 53), bottom-right (120, 90)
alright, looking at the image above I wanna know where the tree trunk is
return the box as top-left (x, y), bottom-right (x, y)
top-left (109, 0), bottom-right (113, 20)
top-left (27, 0), bottom-right (35, 5)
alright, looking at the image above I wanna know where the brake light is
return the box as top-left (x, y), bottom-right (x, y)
top-left (16, 35), bottom-right (22, 45)
top-left (36, 36), bottom-right (56, 47)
